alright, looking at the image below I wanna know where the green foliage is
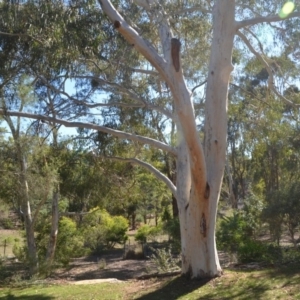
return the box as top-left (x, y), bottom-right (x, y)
top-left (162, 217), bottom-right (181, 252)
top-left (261, 182), bottom-right (300, 245)
top-left (242, 192), bottom-right (265, 237)
top-left (82, 208), bottom-right (129, 252)
top-left (217, 211), bottom-right (252, 253)
top-left (12, 244), bottom-right (27, 263)
top-left (150, 246), bottom-right (180, 273)
top-left (237, 240), bottom-right (269, 263)
top-left (35, 216), bottom-right (85, 266)
top-left (134, 224), bottom-right (163, 244)
top-left (135, 225), bottom-right (150, 244)
top-left (0, 218), bottom-right (13, 229)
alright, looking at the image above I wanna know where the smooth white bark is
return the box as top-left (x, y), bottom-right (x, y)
top-left (103, 156), bottom-right (177, 197)
top-left (3, 113), bottom-right (38, 273)
top-left (46, 189), bottom-right (59, 265)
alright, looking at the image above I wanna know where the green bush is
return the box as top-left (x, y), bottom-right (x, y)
top-left (163, 217), bottom-right (180, 251)
top-left (237, 242), bottom-right (300, 265)
top-left (105, 216), bottom-right (129, 247)
top-left (243, 193), bottom-right (264, 237)
top-left (135, 224), bottom-right (162, 244)
top-left (237, 240), bottom-right (268, 263)
top-left (82, 208), bottom-right (129, 252)
top-left (35, 216), bottom-right (86, 266)
top-left (150, 246), bottom-right (180, 273)
top-left (0, 218), bottom-right (14, 229)
top-left (217, 212), bottom-right (252, 253)
top-left (282, 247), bottom-right (300, 264)
top-left (12, 244), bottom-right (27, 263)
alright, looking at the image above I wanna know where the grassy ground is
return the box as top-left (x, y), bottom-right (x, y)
top-left (1, 264), bottom-right (300, 300)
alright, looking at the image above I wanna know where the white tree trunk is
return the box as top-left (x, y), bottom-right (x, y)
top-left (46, 188), bottom-right (59, 265)
top-left (176, 126), bottom-right (222, 278)
top-left (19, 156), bottom-right (38, 273)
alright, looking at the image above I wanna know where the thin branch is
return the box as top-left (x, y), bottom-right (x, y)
top-left (229, 83), bottom-right (271, 107)
top-left (236, 11), bottom-right (300, 29)
top-left (243, 28), bottom-right (264, 53)
top-left (236, 30), bottom-right (299, 108)
top-left (191, 80), bottom-right (207, 94)
top-left (0, 31), bottom-right (43, 45)
top-left (0, 109), bottom-right (177, 155)
top-left (104, 155), bottom-right (177, 197)
top-left (39, 75), bottom-right (174, 119)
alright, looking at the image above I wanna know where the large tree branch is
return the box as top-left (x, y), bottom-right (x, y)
top-left (105, 156), bottom-right (177, 197)
top-left (237, 31), bottom-right (299, 108)
top-left (0, 109), bottom-right (177, 155)
top-left (98, 0), bottom-right (168, 80)
top-left (236, 11), bottom-right (300, 29)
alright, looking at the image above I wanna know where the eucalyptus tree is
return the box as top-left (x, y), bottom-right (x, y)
top-left (0, 0), bottom-right (106, 270)
top-left (75, 0), bottom-right (300, 278)
top-left (1, 0), bottom-right (300, 279)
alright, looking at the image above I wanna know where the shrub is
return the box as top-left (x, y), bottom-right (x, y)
top-left (35, 216), bottom-right (86, 266)
top-left (217, 212), bottom-right (252, 253)
top-left (134, 224), bottom-right (163, 244)
top-left (237, 240), bottom-right (268, 263)
top-left (105, 216), bottom-right (129, 247)
top-left (12, 244), bottom-right (27, 263)
top-left (163, 217), bottom-right (180, 251)
top-left (0, 218), bottom-right (14, 229)
top-left (242, 192), bottom-right (264, 237)
top-left (150, 246), bottom-right (180, 273)
top-left (82, 208), bottom-right (129, 252)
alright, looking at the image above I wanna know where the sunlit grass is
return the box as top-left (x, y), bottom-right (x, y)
top-left (0, 283), bottom-right (127, 300)
top-left (1, 264), bottom-right (300, 300)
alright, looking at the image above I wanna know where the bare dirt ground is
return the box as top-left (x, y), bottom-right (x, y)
top-left (49, 249), bottom-right (156, 283)
top-left (48, 249), bottom-right (231, 285)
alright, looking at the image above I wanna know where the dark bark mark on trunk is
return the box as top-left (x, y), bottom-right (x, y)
top-left (204, 182), bottom-right (210, 199)
top-left (171, 38), bottom-right (181, 72)
top-left (114, 20), bottom-right (121, 28)
top-left (200, 213), bottom-right (207, 237)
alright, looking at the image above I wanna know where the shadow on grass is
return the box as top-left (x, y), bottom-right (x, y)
top-left (135, 275), bottom-right (211, 300)
top-left (135, 272), bottom-right (271, 300)
top-left (0, 293), bottom-right (54, 300)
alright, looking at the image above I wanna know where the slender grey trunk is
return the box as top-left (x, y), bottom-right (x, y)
top-left (46, 188), bottom-right (59, 265)
top-left (19, 155), bottom-right (38, 273)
